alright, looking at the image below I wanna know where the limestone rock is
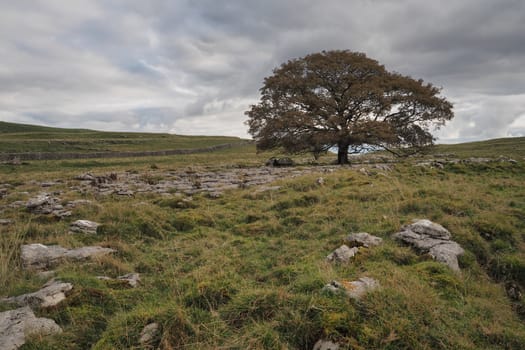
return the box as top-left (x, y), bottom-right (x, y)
top-left (21, 243), bottom-right (116, 270)
top-left (69, 220), bottom-right (100, 234)
top-left (26, 193), bottom-right (52, 210)
top-left (139, 322), bottom-right (160, 347)
top-left (393, 219), bottom-right (464, 271)
top-left (3, 280), bottom-right (72, 308)
top-left (26, 193), bottom-right (70, 218)
top-left (345, 232), bottom-right (382, 248)
top-left (117, 273), bottom-right (141, 288)
top-left (0, 307), bottom-right (62, 350)
top-left (75, 173), bottom-right (95, 181)
top-left (403, 219), bottom-right (451, 240)
top-left (323, 277), bottom-right (380, 300)
top-left (313, 339), bottom-right (340, 350)
top-left (326, 245), bottom-right (359, 263)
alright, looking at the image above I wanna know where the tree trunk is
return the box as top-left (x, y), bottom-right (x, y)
top-left (337, 142), bottom-right (349, 164)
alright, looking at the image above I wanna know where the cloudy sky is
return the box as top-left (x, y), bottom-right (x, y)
top-left (1, 0), bottom-right (524, 143)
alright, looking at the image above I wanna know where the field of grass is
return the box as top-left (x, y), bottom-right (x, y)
top-left (0, 130), bottom-right (525, 349)
top-left (432, 137), bottom-right (525, 159)
top-left (0, 121), bottom-right (243, 153)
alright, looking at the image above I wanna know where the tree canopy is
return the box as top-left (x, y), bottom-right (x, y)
top-left (245, 50), bottom-right (454, 164)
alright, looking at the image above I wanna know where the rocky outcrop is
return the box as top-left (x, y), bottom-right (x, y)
top-left (313, 339), bottom-right (340, 350)
top-left (25, 193), bottom-right (71, 219)
top-left (323, 277), bottom-right (380, 300)
top-left (2, 280), bottom-right (72, 308)
top-left (117, 273), bottom-right (140, 288)
top-left (21, 243), bottom-right (116, 270)
top-left (69, 220), bottom-right (100, 234)
top-left (68, 165), bottom-right (343, 198)
top-left (326, 245), bottom-right (359, 263)
top-left (0, 307), bottom-right (62, 350)
top-left (393, 219), bottom-right (464, 271)
top-left (345, 232), bottom-right (382, 248)
top-left (139, 322), bottom-right (160, 348)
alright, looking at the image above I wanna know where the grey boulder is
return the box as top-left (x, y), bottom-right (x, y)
top-left (0, 307), bottom-right (62, 350)
top-left (118, 273), bottom-right (141, 288)
top-left (2, 280), bottom-right (72, 308)
top-left (326, 245), bottom-right (359, 263)
top-left (393, 219), bottom-right (464, 271)
top-left (69, 220), bottom-right (100, 234)
top-left (345, 232), bottom-right (383, 248)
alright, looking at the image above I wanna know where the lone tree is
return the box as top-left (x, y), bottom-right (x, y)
top-left (246, 50), bottom-right (453, 164)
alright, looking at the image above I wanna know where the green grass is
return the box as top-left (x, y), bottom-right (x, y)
top-left (0, 121), bottom-right (243, 153)
top-left (432, 137), bottom-right (525, 159)
top-left (0, 133), bottom-right (524, 349)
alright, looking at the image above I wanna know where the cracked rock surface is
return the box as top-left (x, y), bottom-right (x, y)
top-left (0, 307), bottom-right (62, 350)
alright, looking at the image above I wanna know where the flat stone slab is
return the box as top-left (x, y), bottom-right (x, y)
top-left (69, 220), bottom-right (100, 234)
top-left (345, 232), bottom-right (382, 248)
top-left (2, 280), bottom-right (72, 308)
top-left (326, 245), bottom-right (359, 263)
top-left (21, 243), bottom-right (116, 270)
top-left (0, 307), bottom-right (62, 350)
top-left (323, 277), bottom-right (380, 300)
top-left (393, 219), bottom-right (464, 271)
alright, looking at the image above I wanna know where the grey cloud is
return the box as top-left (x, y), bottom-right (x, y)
top-left (0, 0), bottom-right (524, 142)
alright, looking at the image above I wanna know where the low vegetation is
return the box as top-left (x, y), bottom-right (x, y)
top-left (0, 121), bottom-right (242, 153)
top-left (0, 128), bottom-right (524, 349)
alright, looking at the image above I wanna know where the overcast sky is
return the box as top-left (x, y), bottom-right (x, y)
top-left (1, 0), bottom-right (524, 143)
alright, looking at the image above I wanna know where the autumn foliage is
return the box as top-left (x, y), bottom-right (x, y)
top-left (246, 50), bottom-right (454, 164)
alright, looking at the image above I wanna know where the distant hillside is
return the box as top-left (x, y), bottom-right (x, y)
top-left (0, 121), bottom-right (244, 154)
top-left (433, 137), bottom-right (525, 159)
top-left (0, 121), bottom-right (90, 134)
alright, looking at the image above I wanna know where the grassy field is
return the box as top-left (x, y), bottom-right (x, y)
top-left (0, 128), bottom-right (525, 349)
top-left (0, 121), bottom-right (243, 153)
top-left (431, 137), bottom-right (525, 159)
